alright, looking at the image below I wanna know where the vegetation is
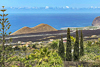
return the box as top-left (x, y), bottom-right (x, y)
top-left (30, 47), bottom-right (64, 67)
top-left (0, 6), bottom-right (12, 67)
top-left (73, 29), bottom-right (79, 61)
top-left (66, 28), bottom-right (72, 61)
top-left (58, 35), bottom-right (64, 61)
top-left (50, 40), bottom-right (59, 50)
top-left (80, 30), bottom-right (84, 57)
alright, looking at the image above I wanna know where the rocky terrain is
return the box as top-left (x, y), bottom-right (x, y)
top-left (92, 16), bottom-right (100, 26)
top-left (6, 30), bottom-right (68, 43)
top-left (3, 29), bottom-right (100, 43)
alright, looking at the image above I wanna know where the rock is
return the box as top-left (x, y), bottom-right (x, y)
top-left (92, 16), bottom-right (100, 26)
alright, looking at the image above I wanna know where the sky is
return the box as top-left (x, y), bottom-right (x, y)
top-left (0, 0), bottom-right (100, 13)
top-left (0, 0), bottom-right (100, 8)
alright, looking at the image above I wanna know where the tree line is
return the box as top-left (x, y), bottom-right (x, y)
top-left (58, 28), bottom-right (84, 61)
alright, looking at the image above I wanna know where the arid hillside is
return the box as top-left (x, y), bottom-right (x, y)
top-left (11, 23), bottom-right (57, 35)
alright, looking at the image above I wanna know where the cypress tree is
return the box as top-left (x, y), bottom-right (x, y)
top-left (80, 30), bottom-right (84, 57)
top-left (66, 28), bottom-right (72, 61)
top-left (58, 35), bottom-right (64, 60)
top-left (73, 29), bottom-right (79, 61)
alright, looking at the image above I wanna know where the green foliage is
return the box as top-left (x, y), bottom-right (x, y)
top-left (24, 60), bottom-right (33, 67)
top-left (80, 30), bottom-right (84, 57)
top-left (78, 64), bottom-right (84, 67)
top-left (0, 6), bottom-right (12, 67)
top-left (14, 46), bottom-right (20, 50)
top-left (70, 36), bottom-right (76, 43)
top-left (66, 28), bottom-right (72, 61)
top-left (94, 55), bottom-right (100, 60)
top-left (98, 38), bottom-right (100, 41)
top-left (22, 46), bottom-right (27, 51)
top-left (50, 40), bottom-right (59, 50)
top-left (73, 29), bottom-right (79, 61)
top-left (58, 35), bottom-right (65, 60)
top-left (32, 44), bottom-right (36, 49)
top-left (32, 47), bottom-right (52, 65)
top-left (5, 45), bottom-right (13, 51)
top-left (79, 53), bottom-right (97, 62)
top-left (87, 41), bottom-right (92, 46)
top-left (92, 56), bottom-right (100, 67)
top-left (6, 56), bottom-right (18, 62)
top-left (0, 46), bottom-right (2, 65)
top-left (95, 40), bottom-right (100, 47)
top-left (29, 47), bottom-right (63, 67)
top-left (92, 63), bottom-right (100, 67)
top-left (84, 45), bottom-right (100, 55)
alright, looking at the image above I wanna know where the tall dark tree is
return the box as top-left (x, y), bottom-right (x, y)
top-left (80, 30), bottom-right (84, 57)
top-left (58, 35), bottom-right (64, 60)
top-left (0, 6), bottom-right (11, 66)
top-left (73, 29), bottom-right (79, 61)
top-left (66, 28), bottom-right (72, 61)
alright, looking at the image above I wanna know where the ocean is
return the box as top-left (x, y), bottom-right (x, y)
top-left (1, 13), bottom-right (100, 33)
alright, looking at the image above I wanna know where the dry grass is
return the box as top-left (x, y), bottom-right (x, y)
top-left (11, 23), bottom-right (57, 35)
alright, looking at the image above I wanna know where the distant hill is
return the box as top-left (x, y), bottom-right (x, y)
top-left (11, 23), bottom-right (57, 35)
top-left (92, 16), bottom-right (100, 26)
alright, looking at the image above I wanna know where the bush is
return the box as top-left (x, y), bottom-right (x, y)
top-left (50, 40), bottom-right (59, 50)
top-left (29, 47), bottom-right (64, 67)
top-left (5, 45), bottom-right (13, 51)
top-left (79, 53), bottom-right (97, 62)
top-left (32, 44), bottom-right (36, 49)
top-left (87, 41), bottom-right (92, 46)
top-left (84, 45), bottom-right (100, 55)
top-left (14, 46), bottom-right (20, 50)
top-left (93, 55), bottom-right (100, 61)
top-left (22, 46), bottom-right (27, 51)
top-left (92, 61), bottom-right (100, 67)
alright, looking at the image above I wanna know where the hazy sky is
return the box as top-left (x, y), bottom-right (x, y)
top-left (0, 0), bottom-right (100, 8)
top-left (0, 0), bottom-right (100, 13)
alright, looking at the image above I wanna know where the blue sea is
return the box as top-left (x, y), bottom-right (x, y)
top-left (1, 13), bottom-right (100, 33)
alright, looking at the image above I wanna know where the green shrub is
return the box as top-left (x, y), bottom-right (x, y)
top-left (32, 44), bottom-right (36, 49)
top-left (93, 55), bottom-right (100, 61)
top-left (79, 53), bottom-right (97, 62)
top-left (92, 62), bottom-right (100, 67)
top-left (84, 45), bottom-right (100, 55)
top-left (87, 41), bottom-right (92, 46)
top-left (14, 46), bottom-right (20, 50)
top-left (58, 35), bottom-right (65, 61)
top-left (78, 64), bottom-right (84, 67)
top-left (29, 47), bottom-right (63, 67)
top-left (50, 40), bottom-right (59, 50)
top-left (22, 46), bottom-right (27, 51)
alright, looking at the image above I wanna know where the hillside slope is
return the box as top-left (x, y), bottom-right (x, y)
top-left (11, 23), bottom-right (57, 35)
